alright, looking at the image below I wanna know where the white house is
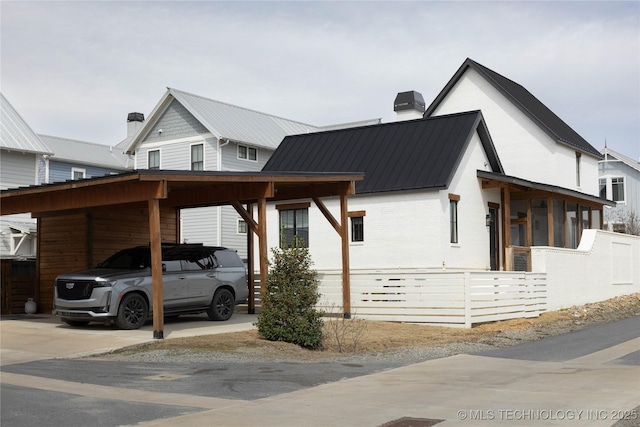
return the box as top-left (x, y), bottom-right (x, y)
top-left (260, 59), bottom-right (637, 325)
top-left (123, 87), bottom-right (379, 260)
top-left (599, 146), bottom-right (640, 234)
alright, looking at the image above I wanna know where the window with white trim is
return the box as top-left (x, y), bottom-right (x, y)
top-left (237, 219), bottom-right (247, 234)
top-left (611, 177), bottom-right (625, 202)
top-left (71, 167), bottom-right (85, 180)
top-left (148, 150), bottom-right (160, 169)
top-left (191, 144), bottom-right (204, 170)
top-left (238, 145), bottom-right (257, 161)
top-left (575, 152), bottom-right (581, 187)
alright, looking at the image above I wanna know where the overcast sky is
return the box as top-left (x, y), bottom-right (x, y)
top-left (2, 1), bottom-right (639, 160)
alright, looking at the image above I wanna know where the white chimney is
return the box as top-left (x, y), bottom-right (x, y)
top-left (394, 91), bottom-right (425, 121)
top-left (127, 112), bottom-right (145, 137)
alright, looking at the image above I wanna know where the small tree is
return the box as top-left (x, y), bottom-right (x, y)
top-left (256, 238), bottom-right (323, 349)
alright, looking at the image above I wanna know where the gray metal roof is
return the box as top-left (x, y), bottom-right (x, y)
top-left (126, 88), bottom-right (318, 153)
top-left (0, 93), bottom-right (52, 155)
top-left (39, 134), bottom-right (132, 170)
top-left (126, 88), bottom-right (381, 154)
top-left (601, 147), bottom-right (640, 172)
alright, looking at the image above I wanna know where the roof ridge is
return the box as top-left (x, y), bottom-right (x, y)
top-left (38, 134), bottom-right (117, 148)
top-left (167, 87), bottom-right (319, 128)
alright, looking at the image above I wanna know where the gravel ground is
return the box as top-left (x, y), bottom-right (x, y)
top-left (95, 293), bottom-right (640, 366)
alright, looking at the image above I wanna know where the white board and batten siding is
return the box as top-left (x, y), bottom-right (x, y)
top-left (431, 67), bottom-right (599, 196)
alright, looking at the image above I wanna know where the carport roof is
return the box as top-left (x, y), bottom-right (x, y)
top-left (0, 169), bottom-right (364, 216)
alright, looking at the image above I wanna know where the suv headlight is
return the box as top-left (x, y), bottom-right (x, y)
top-left (95, 279), bottom-right (117, 287)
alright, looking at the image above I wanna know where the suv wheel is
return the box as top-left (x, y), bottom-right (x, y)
top-left (207, 288), bottom-right (234, 321)
top-left (116, 293), bottom-right (148, 329)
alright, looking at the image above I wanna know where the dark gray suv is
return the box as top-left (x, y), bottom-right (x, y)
top-left (53, 244), bottom-right (248, 329)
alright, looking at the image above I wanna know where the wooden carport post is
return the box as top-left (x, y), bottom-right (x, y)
top-left (312, 193), bottom-right (351, 319)
top-left (149, 198), bottom-right (164, 339)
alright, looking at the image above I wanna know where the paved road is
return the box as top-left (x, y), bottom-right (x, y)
top-left (1, 315), bottom-right (638, 427)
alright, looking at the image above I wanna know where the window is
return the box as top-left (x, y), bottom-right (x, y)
top-left (449, 194), bottom-right (460, 244)
top-left (238, 145), bottom-right (257, 161)
top-left (599, 178), bottom-right (607, 199)
top-left (575, 152), bottom-right (581, 187)
top-left (351, 217), bottom-right (364, 242)
top-left (531, 199), bottom-right (548, 246)
top-left (612, 177), bottom-right (625, 202)
top-left (148, 150), bottom-right (160, 169)
top-left (71, 168), bottom-right (85, 180)
top-left (277, 203), bottom-right (309, 247)
top-left (191, 144), bottom-right (203, 171)
top-left (552, 199), bottom-right (565, 247)
top-left (237, 219), bottom-right (247, 234)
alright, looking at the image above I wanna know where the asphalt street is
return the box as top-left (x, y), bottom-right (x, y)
top-left (1, 315), bottom-right (638, 427)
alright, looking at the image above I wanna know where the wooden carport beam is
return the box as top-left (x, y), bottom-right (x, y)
top-left (148, 198), bottom-right (165, 339)
top-left (313, 196), bottom-right (352, 318)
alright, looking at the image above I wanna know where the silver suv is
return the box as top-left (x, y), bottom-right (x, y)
top-left (53, 244), bottom-right (248, 329)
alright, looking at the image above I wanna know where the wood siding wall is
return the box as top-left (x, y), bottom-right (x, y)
top-left (1, 259), bottom-right (37, 314)
top-left (37, 207), bottom-right (178, 313)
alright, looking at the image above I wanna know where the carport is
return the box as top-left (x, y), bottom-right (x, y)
top-left (0, 170), bottom-right (363, 338)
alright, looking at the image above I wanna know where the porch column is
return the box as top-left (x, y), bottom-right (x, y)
top-left (257, 197), bottom-right (268, 295)
top-left (148, 198), bottom-right (164, 339)
top-left (340, 194), bottom-right (351, 318)
top-left (503, 187), bottom-right (512, 271)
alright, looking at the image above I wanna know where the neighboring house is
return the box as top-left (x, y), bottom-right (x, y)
top-left (123, 87), bottom-right (379, 260)
top-left (599, 146), bottom-right (640, 234)
top-left (39, 134), bottom-right (133, 183)
top-left (0, 93), bottom-right (53, 258)
top-left (262, 59), bottom-right (634, 324)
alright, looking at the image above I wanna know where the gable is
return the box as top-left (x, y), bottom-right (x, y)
top-left (141, 99), bottom-right (209, 144)
top-left (263, 111), bottom-right (502, 194)
top-left (425, 59), bottom-right (601, 159)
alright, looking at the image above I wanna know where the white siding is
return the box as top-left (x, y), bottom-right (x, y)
top-left (180, 206), bottom-right (219, 246)
top-left (221, 142), bottom-right (272, 172)
top-left (135, 136), bottom-right (218, 170)
top-left (432, 68), bottom-right (599, 196)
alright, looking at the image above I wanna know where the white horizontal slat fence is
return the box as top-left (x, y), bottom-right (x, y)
top-left (252, 269), bottom-right (547, 328)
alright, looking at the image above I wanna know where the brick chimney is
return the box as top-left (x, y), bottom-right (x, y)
top-left (394, 91), bottom-right (425, 121)
top-left (127, 112), bottom-right (144, 137)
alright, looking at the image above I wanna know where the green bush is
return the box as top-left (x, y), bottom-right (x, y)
top-left (256, 239), bottom-right (323, 349)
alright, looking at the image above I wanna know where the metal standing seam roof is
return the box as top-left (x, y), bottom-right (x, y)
top-left (601, 147), bottom-right (640, 172)
top-left (425, 58), bottom-right (602, 158)
top-left (38, 135), bottom-right (132, 170)
top-left (126, 88), bottom-right (322, 153)
top-left (263, 111), bottom-right (503, 194)
top-left (0, 93), bottom-right (52, 155)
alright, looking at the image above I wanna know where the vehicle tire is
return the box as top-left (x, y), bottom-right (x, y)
top-left (62, 319), bottom-right (90, 327)
top-left (207, 288), bottom-right (234, 321)
top-left (115, 293), bottom-right (148, 329)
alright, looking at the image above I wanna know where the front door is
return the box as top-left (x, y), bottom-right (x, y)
top-left (489, 206), bottom-right (499, 271)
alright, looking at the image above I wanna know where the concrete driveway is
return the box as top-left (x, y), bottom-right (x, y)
top-left (0, 312), bottom-right (257, 366)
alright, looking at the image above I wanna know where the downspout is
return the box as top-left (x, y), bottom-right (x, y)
top-left (217, 138), bottom-right (230, 246)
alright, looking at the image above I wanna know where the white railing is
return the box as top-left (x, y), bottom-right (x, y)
top-left (253, 269), bottom-right (547, 328)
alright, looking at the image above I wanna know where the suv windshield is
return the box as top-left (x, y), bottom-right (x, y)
top-left (97, 248), bottom-right (151, 269)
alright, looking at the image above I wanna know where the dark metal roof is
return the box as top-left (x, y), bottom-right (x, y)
top-left (425, 58), bottom-right (602, 158)
top-left (263, 111), bottom-right (503, 194)
top-left (477, 170), bottom-right (615, 207)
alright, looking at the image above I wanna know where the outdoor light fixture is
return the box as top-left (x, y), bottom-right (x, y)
top-left (486, 214), bottom-right (491, 227)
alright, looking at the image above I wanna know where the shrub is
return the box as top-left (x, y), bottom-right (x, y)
top-left (256, 239), bottom-right (323, 349)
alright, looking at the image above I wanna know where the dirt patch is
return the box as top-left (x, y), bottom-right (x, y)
top-left (105, 293), bottom-right (639, 363)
